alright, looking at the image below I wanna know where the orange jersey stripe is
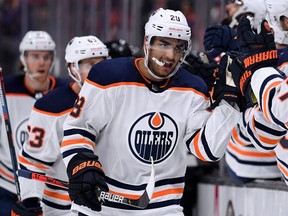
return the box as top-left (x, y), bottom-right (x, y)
top-left (0, 167), bottom-right (14, 180)
top-left (109, 190), bottom-right (141, 200)
top-left (43, 189), bottom-right (71, 201)
top-left (18, 155), bottom-right (49, 170)
top-left (193, 131), bottom-right (207, 161)
top-left (262, 81), bottom-right (282, 122)
top-left (228, 141), bottom-right (276, 157)
top-left (231, 128), bottom-right (248, 146)
top-left (251, 118), bottom-right (281, 145)
top-left (152, 187), bottom-right (184, 199)
top-left (277, 163), bottom-right (288, 176)
top-left (86, 79), bottom-right (146, 89)
top-left (109, 187), bottom-right (184, 200)
top-left (61, 138), bottom-right (94, 149)
top-left (278, 62), bottom-right (288, 70)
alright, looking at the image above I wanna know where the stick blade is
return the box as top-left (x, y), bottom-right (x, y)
top-left (131, 157), bottom-right (155, 209)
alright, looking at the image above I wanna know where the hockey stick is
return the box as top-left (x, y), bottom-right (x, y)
top-left (18, 158), bottom-right (155, 209)
top-left (0, 67), bottom-right (21, 201)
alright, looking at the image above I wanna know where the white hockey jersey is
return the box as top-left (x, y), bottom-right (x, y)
top-left (60, 57), bottom-right (240, 215)
top-left (18, 83), bottom-right (77, 215)
top-left (239, 50), bottom-right (288, 185)
top-left (0, 74), bottom-right (67, 194)
top-left (225, 51), bottom-right (288, 182)
top-left (251, 66), bottom-right (288, 130)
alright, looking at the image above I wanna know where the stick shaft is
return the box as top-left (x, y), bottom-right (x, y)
top-left (18, 167), bottom-right (154, 209)
top-left (0, 68), bottom-right (21, 201)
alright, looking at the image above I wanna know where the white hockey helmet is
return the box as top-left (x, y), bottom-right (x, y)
top-left (144, 8), bottom-right (191, 79)
top-left (265, 0), bottom-right (288, 28)
top-left (265, 0), bottom-right (288, 45)
top-left (229, 0), bottom-right (267, 29)
top-left (271, 24), bottom-right (288, 45)
top-left (65, 35), bottom-right (108, 85)
top-left (19, 31), bottom-right (56, 71)
top-left (19, 31), bottom-right (55, 53)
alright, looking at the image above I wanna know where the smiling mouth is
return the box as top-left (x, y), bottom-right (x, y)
top-left (163, 62), bottom-right (173, 68)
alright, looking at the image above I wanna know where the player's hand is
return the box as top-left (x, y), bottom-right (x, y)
top-left (230, 54), bottom-right (258, 107)
top-left (230, 16), bottom-right (278, 107)
top-left (204, 24), bottom-right (239, 59)
top-left (211, 54), bottom-right (246, 111)
top-left (11, 198), bottom-right (43, 216)
top-left (235, 17), bottom-right (278, 93)
top-left (67, 152), bottom-right (109, 212)
top-left (182, 52), bottom-right (217, 91)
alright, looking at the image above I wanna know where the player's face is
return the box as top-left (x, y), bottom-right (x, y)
top-left (148, 37), bottom-right (185, 78)
top-left (78, 57), bottom-right (105, 84)
top-left (280, 16), bottom-right (288, 31)
top-left (25, 51), bottom-right (53, 82)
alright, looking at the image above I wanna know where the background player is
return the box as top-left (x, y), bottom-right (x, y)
top-left (0, 30), bottom-right (68, 216)
top-left (11, 35), bottom-right (108, 216)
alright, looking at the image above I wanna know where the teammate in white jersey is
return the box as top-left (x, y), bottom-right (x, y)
top-left (234, 0), bottom-right (288, 185)
top-left (221, 0), bottom-right (285, 184)
top-left (0, 31), bottom-right (68, 216)
top-left (10, 36), bottom-right (108, 216)
top-left (230, 2), bottom-right (288, 131)
top-left (60, 8), bottom-right (240, 216)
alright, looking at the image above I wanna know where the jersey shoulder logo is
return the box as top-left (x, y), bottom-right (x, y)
top-left (128, 112), bottom-right (178, 164)
top-left (15, 118), bottom-right (29, 149)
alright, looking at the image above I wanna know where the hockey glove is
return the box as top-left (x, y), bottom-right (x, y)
top-left (231, 17), bottom-right (278, 106)
top-left (236, 17), bottom-right (278, 91)
top-left (211, 54), bottom-right (245, 111)
top-left (67, 152), bottom-right (108, 212)
top-left (230, 54), bottom-right (258, 108)
top-left (204, 24), bottom-right (239, 59)
top-left (11, 198), bottom-right (43, 216)
top-left (182, 52), bottom-right (217, 91)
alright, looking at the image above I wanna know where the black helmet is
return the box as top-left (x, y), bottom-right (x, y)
top-left (105, 39), bottom-right (133, 58)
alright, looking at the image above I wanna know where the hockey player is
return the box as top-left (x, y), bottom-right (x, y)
top-left (10, 36), bottom-right (108, 215)
top-left (223, 1), bottom-right (285, 184)
top-left (0, 31), bottom-right (68, 216)
top-left (232, 7), bottom-right (288, 131)
top-left (234, 0), bottom-right (288, 185)
top-left (200, 0), bottom-right (281, 185)
top-left (248, 2), bottom-right (288, 128)
top-left (60, 8), bottom-right (240, 215)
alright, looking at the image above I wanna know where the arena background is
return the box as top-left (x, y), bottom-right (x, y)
top-left (2, 1), bottom-right (288, 216)
top-left (0, 0), bottom-right (226, 77)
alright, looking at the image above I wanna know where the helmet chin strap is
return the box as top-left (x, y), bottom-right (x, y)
top-left (67, 63), bottom-right (82, 88)
top-left (21, 56), bottom-right (41, 81)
